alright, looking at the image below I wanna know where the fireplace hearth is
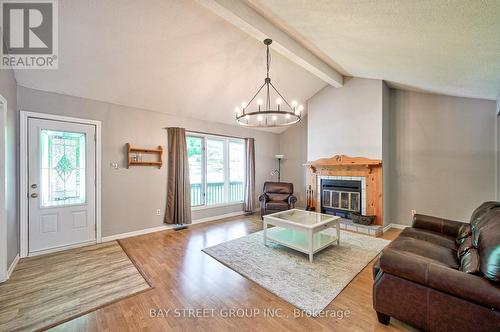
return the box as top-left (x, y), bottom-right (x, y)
top-left (321, 179), bottom-right (362, 218)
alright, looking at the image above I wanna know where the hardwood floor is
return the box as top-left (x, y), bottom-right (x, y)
top-left (0, 242), bottom-right (150, 331)
top-left (50, 215), bottom-right (410, 332)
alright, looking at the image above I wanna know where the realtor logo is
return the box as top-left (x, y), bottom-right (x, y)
top-left (0, 0), bottom-right (58, 69)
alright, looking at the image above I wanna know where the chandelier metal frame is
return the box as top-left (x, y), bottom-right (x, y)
top-left (235, 39), bottom-right (302, 127)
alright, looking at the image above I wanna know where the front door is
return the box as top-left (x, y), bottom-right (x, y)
top-left (28, 118), bottom-right (96, 255)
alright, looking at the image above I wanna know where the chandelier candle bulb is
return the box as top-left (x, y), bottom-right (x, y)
top-left (257, 98), bottom-right (263, 111)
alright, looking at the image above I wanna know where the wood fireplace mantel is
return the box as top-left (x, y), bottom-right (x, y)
top-left (305, 155), bottom-right (382, 172)
top-left (305, 155), bottom-right (383, 225)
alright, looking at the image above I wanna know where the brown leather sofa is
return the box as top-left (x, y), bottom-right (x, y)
top-left (373, 201), bottom-right (500, 331)
top-left (258, 182), bottom-right (297, 218)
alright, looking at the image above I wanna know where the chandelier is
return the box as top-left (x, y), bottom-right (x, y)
top-left (235, 39), bottom-right (303, 127)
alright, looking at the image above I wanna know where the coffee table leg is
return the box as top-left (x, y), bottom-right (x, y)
top-left (336, 222), bottom-right (340, 245)
top-left (263, 220), bottom-right (267, 246)
top-left (308, 230), bottom-right (314, 263)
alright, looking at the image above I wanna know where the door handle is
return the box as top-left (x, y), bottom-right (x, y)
top-left (30, 193), bottom-right (38, 198)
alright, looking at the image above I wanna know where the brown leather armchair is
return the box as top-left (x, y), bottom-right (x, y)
top-left (259, 182), bottom-right (297, 218)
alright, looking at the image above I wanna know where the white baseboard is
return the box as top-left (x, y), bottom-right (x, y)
top-left (102, 224), bottom-right (178, 242)
top-left (1, 254), bottom-right (20, 282)
top-left (383, 223), bottom-right (410, 233)
top-left (102, 210), bottom-right (251, 242)
top-left (192, 211), bottom-right (248, 224)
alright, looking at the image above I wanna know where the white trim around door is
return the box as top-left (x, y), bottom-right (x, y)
top-left (0, 95), bottom-right (7, 281)
top-left (19, 111), bottom-right (102, 258)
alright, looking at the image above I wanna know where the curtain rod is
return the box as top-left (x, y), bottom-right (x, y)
top-left (164, 128), bottom-right (253, 141)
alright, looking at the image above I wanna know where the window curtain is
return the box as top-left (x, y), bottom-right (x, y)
top-left (244, 138), bottom-right (255, 214)
top-left (165, 127), bottom-right (192, 225)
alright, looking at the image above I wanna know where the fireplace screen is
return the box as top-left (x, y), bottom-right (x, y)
top-left (323, 190), bottom-right (360, 212)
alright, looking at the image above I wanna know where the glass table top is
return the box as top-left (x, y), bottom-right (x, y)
top-left (267, 209), bottom-right (337, 226)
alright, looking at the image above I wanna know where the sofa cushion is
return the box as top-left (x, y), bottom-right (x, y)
top-left (267, 193), bottom-right (289, 202)
top-left (459, 248), bottom-right (481, 274)
top-left (470, 201), bottom-right (500, 225)
top-left (472, 207), bottom-right (500, 247)
top-left (379, 247), bottom-right (500, 310)
top-left (412, 213), bottom-right (465, 238)
top-left (457, 236), bottom-right (473, 259)
top-left (476, 214), bottom-right (500, 282)
top-left (400, 227), bottom-right (457, 250)
top-left (388, 235), bottom-right (459, 269)
top-left (456, 223), bottom-right (471, 245)
top-left (265, 201), bottom-right (289, 210)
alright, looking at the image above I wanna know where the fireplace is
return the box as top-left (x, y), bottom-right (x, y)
top-left (321, 179), bottom-right (362, 218)
top-left (306, 155), bottom-right (382, 226)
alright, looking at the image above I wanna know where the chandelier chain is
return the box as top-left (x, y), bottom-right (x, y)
top-left (266, 43), bottom-right (271, 79)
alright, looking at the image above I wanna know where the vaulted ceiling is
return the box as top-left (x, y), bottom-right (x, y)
top-left (14, 0), bottom-right (500, 133)
top-left (13, 0), bottom-right (326, 132)
top-left (247, 0), bottom-right (500, 100)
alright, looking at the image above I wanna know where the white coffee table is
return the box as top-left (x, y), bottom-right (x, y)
top-left (263, 209), bottom-right (341, 262)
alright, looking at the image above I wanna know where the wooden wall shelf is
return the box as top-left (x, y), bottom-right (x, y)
top-left (127, 143), bottom-right (163, 169)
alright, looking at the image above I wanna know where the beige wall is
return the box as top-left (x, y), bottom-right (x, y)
top-left (18, 86), bottom-right (279, 237)
top-left (382, 82), bottom-right (391, 225)
top-left (497, 114), bottom-right (500, 200)
top-left (0, 67), bottom-right (18, 267)
top-left (278, 116), bottom-right (308, 207)
top-left (307, 77), bottom-right (384, 161)
top-left (388, 89), bottom-right (496, 225)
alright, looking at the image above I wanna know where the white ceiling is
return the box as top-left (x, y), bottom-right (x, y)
top-left (247, 0), bottom-right (500, 100)
top-left (14, 0), bottom-right (326, 132)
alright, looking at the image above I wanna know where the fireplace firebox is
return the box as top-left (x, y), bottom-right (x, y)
top-left (321, 179), bottom-right (362, 218)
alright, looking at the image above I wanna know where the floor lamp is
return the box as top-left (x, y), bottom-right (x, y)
top-left (275, 154), bottom-right (284, 182)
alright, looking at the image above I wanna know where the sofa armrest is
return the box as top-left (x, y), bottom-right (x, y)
top-left (258, 194), bottom-right (268, 202)
top-left (412, 213), bottom-right (467, 238)
top-left (288, 195), bottom-right (297, 208)
top-left (379, 248), bottom-right (500, 310)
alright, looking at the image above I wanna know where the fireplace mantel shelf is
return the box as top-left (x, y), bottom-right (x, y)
top-left (304, 155), bottom-right (382, 172)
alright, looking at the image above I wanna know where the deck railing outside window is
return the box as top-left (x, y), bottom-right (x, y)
top-left (190, 182), bottom-right (244, 206)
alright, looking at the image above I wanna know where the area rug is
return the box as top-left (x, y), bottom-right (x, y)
top-left (0, 241), bottom-right (151, 331)
top-left (203, 229), bottom-right (390, 316)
